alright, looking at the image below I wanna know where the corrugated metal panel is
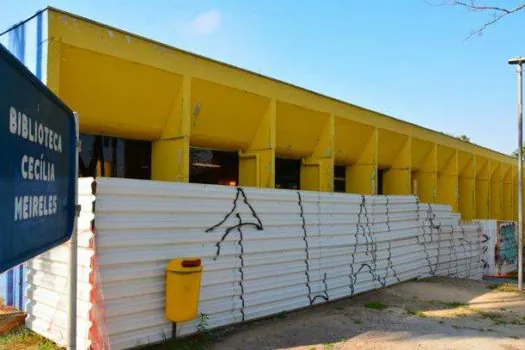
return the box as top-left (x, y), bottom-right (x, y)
top-left (25, 178), bottom-right (95, 349)
top-left (477, 220), bottom-right (518, 277)
top-left (90, 178), bottom-right (482, 350)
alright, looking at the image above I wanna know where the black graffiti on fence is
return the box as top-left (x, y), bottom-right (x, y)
top-left (381, 196), bottom-right (401, 285)
top-left (297, 191), bottom-right (329, 305)
top-left (418, 204), bottom-right (478, 279)
top-left (421, 204), bottom-right (440, 276)
top-left (206, 187), bottom-right (263, 259)
top-left (206, 187), bottom-right (264, 323)
top-left (235, 213), bottom-right (246, 322)
top-left (447, 225), bottom-right (459, 278)
top-left (310, 273), bottom-right (329, 304)
top-left (347, 195), bottom-right (401, 295)
top-left (458, 226), bottom-right (475, 279)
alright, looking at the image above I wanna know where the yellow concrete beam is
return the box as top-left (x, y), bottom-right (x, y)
top-left (476, 156), bottom-right (490, 219)
top-left (346, 128), bottom-right (378, 195)
top-left (301, 115), bottom-right (335, 192)
top-left (413, 144), bottom-right (437, 203)
top-left (383, 137), bottom-right (411, 195)
top-left (239, 100), bottom-right (276, 188)
top-left (437, 147), bottom-right (459, 212)
top-left (489, 161), bottom-right (502, 220)
top-left (335, 119), bottom-right (374, 164)
top-left (502, 164), bottom-right (513, 220)
top-left (152, 76), bottom-right (191, 182)
top-left (459, 153), bottom-right (475, 221)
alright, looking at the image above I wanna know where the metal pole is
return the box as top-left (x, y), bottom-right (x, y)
top-left (68, 113), bottom-right (80, 349)
top-left (518, 63), bottom-right (524, 291)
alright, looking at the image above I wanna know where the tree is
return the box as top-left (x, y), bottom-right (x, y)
top-left (430, 1), bottom-right (525, 39)
top-left (512, 147), bottom-right (525, 158)
top-left (457, 134), bottom-right (471, 142)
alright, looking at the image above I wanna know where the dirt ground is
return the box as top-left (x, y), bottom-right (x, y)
top-left (206, 278), bottom-right (525, 350)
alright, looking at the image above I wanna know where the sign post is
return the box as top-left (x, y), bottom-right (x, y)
top-left (509, 57), bottom-right (525, 291)
top-left (68, 113), bottom-right (80, 350)
top-left (0, 42), bottom-right (77, 345)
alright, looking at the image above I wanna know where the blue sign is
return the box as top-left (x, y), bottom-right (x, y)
top-left (0, 43), bottom-right (76, 273)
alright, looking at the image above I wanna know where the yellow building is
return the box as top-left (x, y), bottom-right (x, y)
top-left (2, 7), bottom-right (519, 221)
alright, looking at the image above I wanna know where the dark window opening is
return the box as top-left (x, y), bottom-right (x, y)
top-left (377, 168), bottom-right (385, 195)
top-left (79, 134), bottom-right (151, 179)
top-left (275, 158), bottom-right (300, 190)
top-left (411, 171), bottom-right (418, 195)
top-left (190, 147), bottom-right (239, 186)
top-left (334, 165), bottom-right (346, 193)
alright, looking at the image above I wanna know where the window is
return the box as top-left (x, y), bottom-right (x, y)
top-left (79, 134), bottom-right (151, 179)
top-left (190, 148), bottom-right (239, 186)
top-left (377, 168), bottom-right (385, 195)
top-left (275, 158), bottom-right (300, 190)
top-left (334, 165), bottom-right (346, 193)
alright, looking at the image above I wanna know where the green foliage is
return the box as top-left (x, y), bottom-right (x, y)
top-left (364, 301), bottom-right (387, 310)
top-left (0, 327), bottom-right (59, 349)
top-left (197, 312), bottom-right (211, 334)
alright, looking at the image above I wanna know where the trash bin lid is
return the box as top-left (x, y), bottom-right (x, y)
top-left (166, 258), bottom-right (203, 272)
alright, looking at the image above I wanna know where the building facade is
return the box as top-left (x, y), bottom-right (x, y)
top-left (2, 7), bottom-right (519, 222)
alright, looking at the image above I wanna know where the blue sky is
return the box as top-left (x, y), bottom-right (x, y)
top-left (2, 0), bottom-right (524, 154)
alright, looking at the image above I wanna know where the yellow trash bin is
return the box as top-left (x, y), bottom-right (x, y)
top-left (165, 258), bottom-right (203, 323)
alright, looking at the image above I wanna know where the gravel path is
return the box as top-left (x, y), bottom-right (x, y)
top-left (208, 278), bottom-right (525, 350)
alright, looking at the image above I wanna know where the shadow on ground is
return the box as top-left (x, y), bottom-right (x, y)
top-left (144, 277), bottom-right (525, 350)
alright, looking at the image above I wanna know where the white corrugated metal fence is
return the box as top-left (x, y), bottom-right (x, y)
top-left (26, 178), bottom-right (484, 349)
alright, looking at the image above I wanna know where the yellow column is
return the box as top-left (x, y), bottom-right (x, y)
top-left (346, 128), bottom-right (378, 195)
top-left (476, 157), bottom-right (490, 219)
top-left (459, 155), bottom-right (476, 221)
top-left (513, 167), bottom-right (519, 221)
top-left (502, 165), bottom-right (513, 220)
top-left (383, 137), bottom-right (411, 195)
top-left (239, 99), bottom-right (276, 188)
top-left (414, 144), bottom-right (437, 203)
top-left (489, 161), bottom-right (502, 219)
top-left (152, 76), bottom-right (191, 182)
top-left (437, 148), bottom-right (459, 212)
top-left (300, 114), bottom-right (335, 192)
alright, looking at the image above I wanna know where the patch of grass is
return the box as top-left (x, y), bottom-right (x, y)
top-left (353, 319), bottom-right (363, 325)
top-left (488, 283), bottom-right (523, 293)
top-left (364, 301), bottom-right (387, 310)
top-left (274, 312), bottom-right (287, 320)
top-left (509, 316), bottom-right (525, 326)
top-left (406, 309), bottom-right (426, 317)
top-left (143, 333), bottom-right (216, 350)
top-left (470, 308), bottom-right (508, 325)
top-left (197, 313), bottom-right (210, 334)
top-left (444, 302), bottom-right (467, 308)
top-left (510, 335), bottom-right (520, 340)
top-left (323, 343), bottom-right (335, 350)
top-left (0, 327), bottom-right (59, 349)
